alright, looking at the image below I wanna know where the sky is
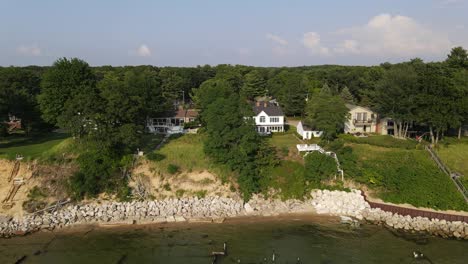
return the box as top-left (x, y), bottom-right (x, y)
top-left (1, 0), bottom-right (468, 66)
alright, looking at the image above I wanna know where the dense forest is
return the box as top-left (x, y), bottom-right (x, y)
top-left (0, 47), bottom-right (467, 199)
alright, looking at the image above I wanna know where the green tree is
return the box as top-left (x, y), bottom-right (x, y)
top-left (374, 63), bottom-right (419, 138)
top-left (267, 71), bottom-right (308, 116)
top-left (339, 86), bottom-right (355, 104)
top-left (305, 93), bottom-right (348, 141)
top-left (241, 70), bottom-right (266, 99)
top-left (304, 152), bottom-right (337, 185)
top-left (0, 67), bottom-right (44, 134)
top-left (445, 46), bottom-right (468, 69)
top-left (38, 58), bottom-right (97, 126)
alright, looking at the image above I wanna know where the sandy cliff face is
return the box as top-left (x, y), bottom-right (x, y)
top-left (0, 160), bottom-right (75, 217)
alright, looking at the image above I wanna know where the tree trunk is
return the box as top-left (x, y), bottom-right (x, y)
top-left (429, 126), bottom-right (435, 145)
top-left (458, 126), bottom-right (462, 139)
top-left (404, 123), bottom-right (409, 138)
top-left (435, 130), bottom-right (440, 145)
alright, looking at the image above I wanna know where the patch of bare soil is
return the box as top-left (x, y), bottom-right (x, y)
top-left (0, 159), bottom-right (76, 217)
top-left (130, 159), bottom-right (239, 200)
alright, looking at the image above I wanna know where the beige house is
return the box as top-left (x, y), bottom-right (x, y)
top-left (344, 104), bottom-right (396, 135)
top-left (344, 104), bottom-right (378, 134)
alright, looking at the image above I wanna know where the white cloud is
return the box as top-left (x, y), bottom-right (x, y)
top-left (302, 32), bottom-right (330, 55)
top-left (334, 14), bottom-right (452, 57)
top-left (16, 44), bottom-right (41, 56)
top-left (136, 44), bottom-right (151, 57)
top-left (266, 33), bottom-right (288, 46)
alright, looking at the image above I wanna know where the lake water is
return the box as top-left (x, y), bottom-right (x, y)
top-left (0, 215), bottom-right (467, 264)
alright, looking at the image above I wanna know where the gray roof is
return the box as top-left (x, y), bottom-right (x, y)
top-left (252, 101), bottom-right (284, 116)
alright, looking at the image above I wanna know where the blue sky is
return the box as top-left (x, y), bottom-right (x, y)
top-left (1, 0), bottom-right (467, 66)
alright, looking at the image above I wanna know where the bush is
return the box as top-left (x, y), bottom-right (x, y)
top-left (304, 152), bottom-right (337, 184)
top-left (167, 164), bottom-right (179, 174)
top-left (69, 148), bottom-right (118, 200)
top-left (0, 124), bottom-right (8, 137)
top-left (175, 189), bottom-right (185, 198)
top-left (163, 183), bottom-right (171, 191)
top-left (183, 121), bottom-right (199, 129)
top-left (146, 152), bottom-right (165, 161)
top-left (194, 190), bottom-right (207, 198)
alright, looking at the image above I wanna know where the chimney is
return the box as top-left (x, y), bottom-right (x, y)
top-left (264, 102), bottom-right (268, 107)
top-left (256, 101), bottom-right (260, 107)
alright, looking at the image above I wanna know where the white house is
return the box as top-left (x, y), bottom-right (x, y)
top-left (344, 104), bottom-right (378, 134)
top-left (252, 101), bottom-right (285, 134)
top-left (297, 121), bottom-right (323, 139)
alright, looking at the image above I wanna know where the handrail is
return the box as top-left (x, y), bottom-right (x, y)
top-left (425, 146), bottom-right (468, 203)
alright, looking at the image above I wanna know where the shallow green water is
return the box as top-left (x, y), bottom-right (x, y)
top-left (0, 217), bottom-right (467, 264)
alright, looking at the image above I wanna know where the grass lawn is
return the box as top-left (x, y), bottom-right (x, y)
top-left (342, 142), bottom-right (468, 211)
top-left (437, 138), bottom-right (468, 176)
top-left (260, 160), bottom-right (307, 200)
top-left (339, 134), bottom-right (419, 149)
top-left (436, 138), bottom-right (468, 188)
top-left (148, 134), bottom-right (233, 180)
top-left (267, 132), bottom-right (302, 150)
top-left (0, 133), bottom-right (71, 161)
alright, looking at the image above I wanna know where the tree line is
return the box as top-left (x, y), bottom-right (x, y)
top-left (0, 47), bottom-right (466, 199)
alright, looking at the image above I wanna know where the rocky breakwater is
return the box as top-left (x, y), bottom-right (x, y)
top-left (0, 196), bottom-right (244, 237)
top-left (363, 208), bottom-right (468, 239)
top-left (310, 189), bottom-right (468, 239)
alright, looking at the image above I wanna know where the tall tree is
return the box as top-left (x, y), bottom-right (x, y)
top-left (374, 63), bottom-right (419, 138)
top-left (305, 93), bottom-right (348, 141)
top-left (267, 71), bottom-right (308, 116)
top-left (38, 58), bottom-right (97, 129)
top-left (0, 67), bottom-right (43, 134)
top-left (339, 86), bottom-right (356, 104)
top-left (240, 70), bottom-right (266, 99)
top-left (196, 79), bottom-right (275, 199)
top-left (446, 46), bottom-right (468, 69)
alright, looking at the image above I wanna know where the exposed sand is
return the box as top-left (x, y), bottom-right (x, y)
top-left (0, 160), bottom-right (35, 217)
top-left (0, 160), bottom-right (75, 218)
top-left (131, 159), bottom-right (239, 199)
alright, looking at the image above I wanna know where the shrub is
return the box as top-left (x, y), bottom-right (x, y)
top-left (194, 190), bottom-right (207, 198)
top-left (167, 164), bottom-right (179, 174)
top-left (69, 148), bottom-right (118, 200)
top-left (175, 189), bottom-right (186, 198)
top-left (163, 183), bottom-right (171, 191)
top-left (304, 152), bottom-right (337, 184)
top-left (146, 152), bottom-right (165, 161)
top-left (280, 146), bottom-right (289, 157)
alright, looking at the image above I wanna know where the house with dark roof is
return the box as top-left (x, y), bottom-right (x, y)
top-left (146, 107), bottom-right (199, 134)
top-left (252, 101), bottom-right (285, 134)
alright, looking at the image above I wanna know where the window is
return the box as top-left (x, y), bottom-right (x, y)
top-left (260, 116), bottom-right (265, 123)
top-left (356, 113), bottom-right (362, 121)
top-left (270, 117), bottom-right (279, 123)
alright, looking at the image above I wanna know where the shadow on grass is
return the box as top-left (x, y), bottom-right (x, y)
top-left (0, 132), bottom-right (70, 149)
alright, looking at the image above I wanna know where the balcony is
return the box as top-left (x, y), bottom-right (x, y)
top-left (353, 119), bottom-right (375, 126)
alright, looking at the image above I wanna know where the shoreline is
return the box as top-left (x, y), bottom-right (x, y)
top-left (50, 212), bottom-right (342, 236)
top-left (1, 189), bottom-right (467, 240)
